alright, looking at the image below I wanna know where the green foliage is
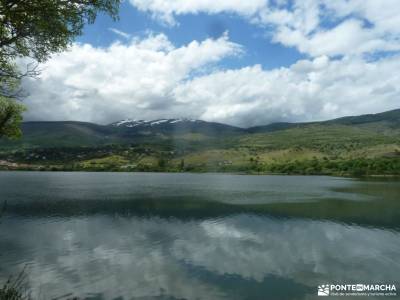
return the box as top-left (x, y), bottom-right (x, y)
top-left (0, 62), bottom-right (24, 138)
top-left (0, 110), bottom-right (399, 176)
top-left (264, 157), bottom-right (400, 176)
top-left (0, 0), bottom-right (120, 136)
top-left (179, 159), bottom-right (185, 171)
top-left (0, 0), bottom-right (120, 93)
top-left (0, 0), bottom-right (120, 63)
top-left (0, 96), bottom-right (25, 138)
top-left (157, 156), bottom-right (167, 169)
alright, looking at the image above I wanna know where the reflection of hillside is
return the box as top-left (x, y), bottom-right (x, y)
top-left (1, 173), bottom-right (400, 229)
top-left (3, 195), bottom-right (400, 230)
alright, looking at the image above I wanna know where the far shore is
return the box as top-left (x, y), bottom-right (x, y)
top-left (1, 165), bottom-right (400, 179)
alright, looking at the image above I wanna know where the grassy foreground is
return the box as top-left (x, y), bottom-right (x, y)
top-left (1, 119), bottom-right (399, 176)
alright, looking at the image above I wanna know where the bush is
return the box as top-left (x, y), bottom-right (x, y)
top-left (0, 269), bottom-right (29, 300)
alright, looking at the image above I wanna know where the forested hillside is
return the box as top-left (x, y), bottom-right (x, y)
top-left (1, 109), bottom-right (399, 176)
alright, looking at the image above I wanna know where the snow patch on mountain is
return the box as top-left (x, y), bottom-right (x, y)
top-left (110, 118), bottom-right (203, 128)
top-left (150, 119), bottom-right (169, 126)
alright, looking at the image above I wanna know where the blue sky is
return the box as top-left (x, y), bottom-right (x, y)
top-left (22, 0), bottom-right (400, 126)
top-left (78, 2), bottom-right (304, 70)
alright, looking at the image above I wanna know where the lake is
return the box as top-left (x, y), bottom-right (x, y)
top-left (0, 172), bottom-right (399, 299)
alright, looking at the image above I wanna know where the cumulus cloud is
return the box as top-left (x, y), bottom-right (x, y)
top-left (128, 0), bottom-right (400, 58)
top-left (20, 1), bottom-right (400, 126)
top-left (22, 33), bottom-right (243, 124)
top-left (173, 55), bottom-right (400, 126)
top-left (258, 0), bottom-right (400, 57)
top-left (22, 32), bottom-right (400, 126)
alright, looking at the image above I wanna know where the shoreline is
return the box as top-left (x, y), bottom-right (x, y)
top-left (1, 167), bottom-right (400, 179)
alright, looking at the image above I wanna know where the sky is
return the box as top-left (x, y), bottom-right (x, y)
top-left (22, 0), bottom-right (400, 127)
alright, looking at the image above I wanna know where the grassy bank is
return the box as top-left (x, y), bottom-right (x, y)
top-left (1, 154), bottom-right (400, 178)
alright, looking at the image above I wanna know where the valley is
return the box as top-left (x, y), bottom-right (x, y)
top-left (1, 110), bottom-right (400, 176)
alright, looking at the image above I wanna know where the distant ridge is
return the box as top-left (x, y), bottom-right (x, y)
top-left (21, 108), bottom-right (400, 131)
top-left (1, 108), bottom-right (399, 149)
top-left (1, 108), bottom-right (400, 176)
top-left (248, 108), bottom-right (400, 133)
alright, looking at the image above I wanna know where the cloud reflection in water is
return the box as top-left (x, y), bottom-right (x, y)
top-left (1, 214), bottom-right (399, 300)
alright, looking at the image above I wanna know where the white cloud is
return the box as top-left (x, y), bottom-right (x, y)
top-left (22, 33), bottom-right (243, 124)
top-left (270, 19), bottom-right (387, 58)
top-left (173, 55), bottom-right (400, 127)
top-left (128, 0), bottom-right (400, 57)
top-left (259, 0), bottom-right (400, 57)
top-left (3, 214), bottom-right (400, 299)
top-left (129, 0), bottom-right (268, 25)
top-left (21, 0), bottom-right (400, 127)
top-left (17, 1), bottom-right (400, 126)
top-left (22, 32), bottom-right (400, 127)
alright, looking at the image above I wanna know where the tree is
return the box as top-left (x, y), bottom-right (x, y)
top-left (179, 159), bottom-right (185, 171)
top-left (0, 95), bottom-right (25, 138)
top-left (0, 0), bottom-right (120, 137)
top-left (157, 156), bottom-right (167, 170)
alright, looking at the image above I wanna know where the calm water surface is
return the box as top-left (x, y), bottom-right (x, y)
top-left (0, 172), bottom-right (399, 300)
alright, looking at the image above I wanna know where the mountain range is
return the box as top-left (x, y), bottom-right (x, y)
top-left (0, 108), bottom-right (399, 149)
top-left (0, 109), bottom-right (399, 175)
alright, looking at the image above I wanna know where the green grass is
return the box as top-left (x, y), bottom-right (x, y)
top-left (1, 119), bottom-right (400, 175)
top-left (238, 125), bottom-right (399, 151)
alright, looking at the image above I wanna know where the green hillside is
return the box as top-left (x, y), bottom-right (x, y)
top-left (0, 109), bottom-right (399, 176)
top-left (0, 121), bottom-right (121, 149)
top-left (249, 108), bottom-right (400, 133)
